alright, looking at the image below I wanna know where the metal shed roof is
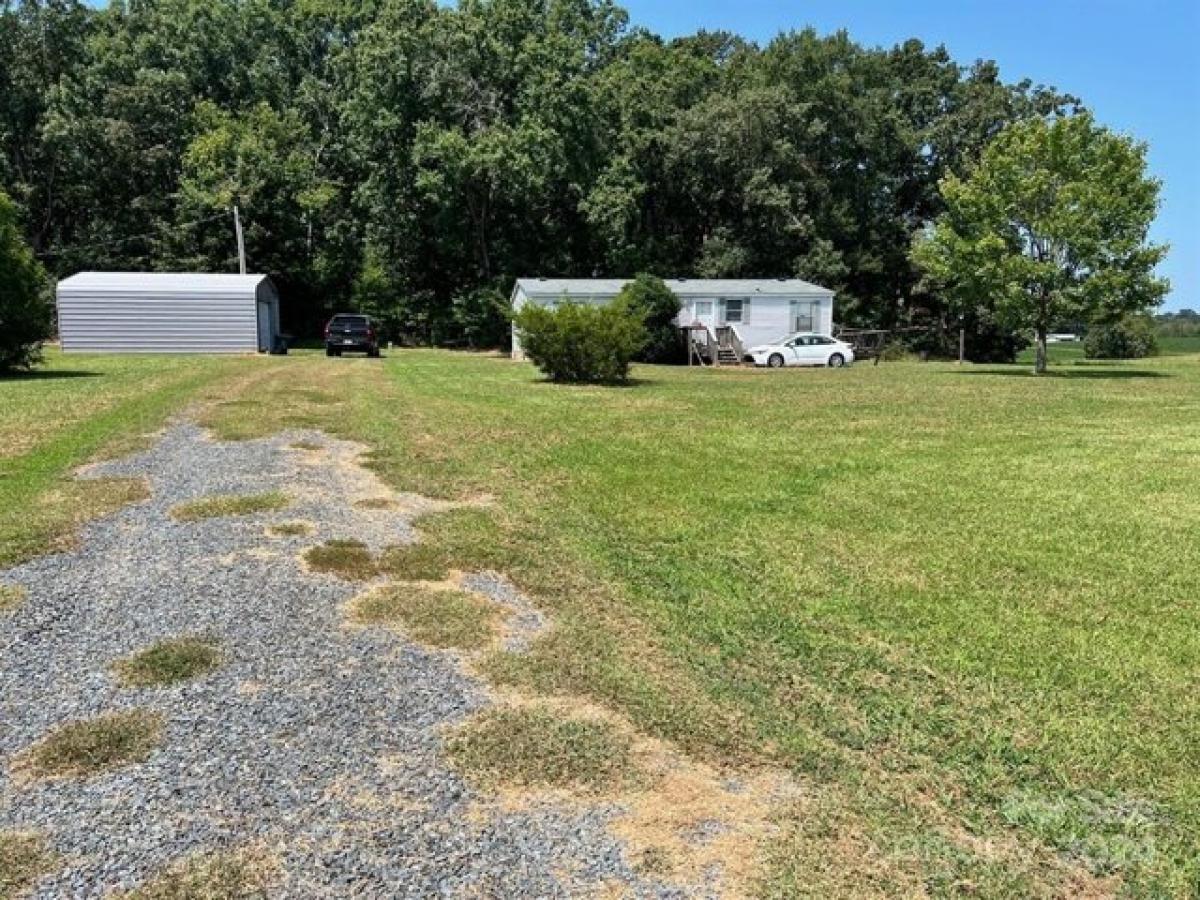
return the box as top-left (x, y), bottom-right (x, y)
top-left (57, 272), bottom-right (272, 294)
top-left (513, 277), bottom-right (834, 298)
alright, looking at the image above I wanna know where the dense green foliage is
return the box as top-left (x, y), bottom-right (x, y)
top-left (1, 0), bottom-right (1085, 341)
top-left (1084, 313), bottom-right (1159, 359)
top-left (614, 274), bottom-right (681, 363)
top-left (0, 190), bottom-right (51, 372)
top-left (912, 113), bottom-right (1168, 372)
top-left (1155, 308), bottom-right (1200, 338)
top-left (513, 299), bottom-right (646, 382)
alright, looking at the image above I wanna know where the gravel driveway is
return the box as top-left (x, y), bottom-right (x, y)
top-left (0, 423), bottom-right (685, 897)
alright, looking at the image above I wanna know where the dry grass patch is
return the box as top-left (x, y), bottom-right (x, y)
top-left (350, 583), bottom-right (503, 650)
top-left (117, 848), bottom-right (276, 899)
top-left (113, 637), bottom-right (223, 688)
top-left (265, 520), bottom-right (314, 537)
top-left (170, 491), bottom-right (289, 522)
top-left (14, 710), bottom-right (163, 780)
top-left (0, 831), bottom-right (57, 899)
top-left (0, 584), bottom-right (26, 614)
top-left (354, 497), bottom-right (397, 510)
top-left (303, 539), bottom-right (376, 579)
top-left (446, 705), bottom-right (640, 792)
top-left (1, 476), bottom-right (151, 570)
top-left (289, 440), bottom-right (322, 451)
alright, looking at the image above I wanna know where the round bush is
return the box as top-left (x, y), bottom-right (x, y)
top-left (513, 300), bottom-right (647, 384)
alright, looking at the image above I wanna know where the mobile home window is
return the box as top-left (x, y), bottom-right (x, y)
top-left (791, 301), bottom-right (816, 333)
top-left (693, 300), bottom-right (713, 317)
top-left (723, 297), bottom-right (744, 323)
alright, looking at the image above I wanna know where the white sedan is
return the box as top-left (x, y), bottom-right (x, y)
top-left (745, 333), bottom-right (856, 368)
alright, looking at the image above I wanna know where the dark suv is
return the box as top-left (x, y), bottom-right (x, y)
top-left (324, 314), bottom-right (380, 357)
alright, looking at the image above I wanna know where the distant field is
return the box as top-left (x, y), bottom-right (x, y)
top-left (4, 347), bottom-right (1199, 895)
top-left (1016, 333), bottom-right (1200, 366)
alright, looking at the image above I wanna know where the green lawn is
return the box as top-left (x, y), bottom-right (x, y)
top-left (5, 348), bottom-right (1199, 895)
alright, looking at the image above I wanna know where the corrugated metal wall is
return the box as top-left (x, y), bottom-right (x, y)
top-left (57, 274), bottom-right (274, 353)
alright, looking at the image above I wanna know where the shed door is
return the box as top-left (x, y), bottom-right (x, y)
top-left (256, 300), bottom-right (271, 352)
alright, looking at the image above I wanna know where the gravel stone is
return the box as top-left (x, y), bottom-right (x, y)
top-left (0, 424), bottom-right (687, 897)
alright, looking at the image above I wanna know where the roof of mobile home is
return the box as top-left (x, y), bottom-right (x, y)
top-left (513, 278), bottom-right (834, 299)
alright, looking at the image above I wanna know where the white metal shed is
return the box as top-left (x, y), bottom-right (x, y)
top-left (56, 272), bottom-right (281, 354)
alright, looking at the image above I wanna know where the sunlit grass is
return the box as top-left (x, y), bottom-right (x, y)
top-left (5, 347), bottom-right (1199, 892)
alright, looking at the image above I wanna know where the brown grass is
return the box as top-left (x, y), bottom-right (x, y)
top-left (265, 520), bottom-right (314, 537)
top-left (0, 584), bottom-right (26, 614)
top-left (13, 710), bottom-right (164, 780)
top-left (116, 847), bottom-right (277, 899)
top-left (446, 704), bottom-right (641, 793)
top-left (113, 637), bottom-right (223, 688)
top-left (0, 831), bottom-right (57, 899)
top-left (350, 583), bottom-right (504, 650)
top-left (170, 492), bottom-right (289, 522)
top-left (354, 497), bottom-right (397, 510)
top-left (1, 476), bottom-right (150, 570)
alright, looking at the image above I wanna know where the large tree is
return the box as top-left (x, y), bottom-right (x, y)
top-left (0, 189), bottom-right (51, 372)
top-left (0, 0), bottom-right (1120, 347)
top-left (913, 112), bottom-right (1168, 373)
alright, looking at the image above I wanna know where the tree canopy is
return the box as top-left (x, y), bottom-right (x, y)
top-left (0, 189), bottom-right (51, 372)
top-left (912, 112), bottom-right (1168, 372)
top-left (1, 0), bottom-right (1101, 344)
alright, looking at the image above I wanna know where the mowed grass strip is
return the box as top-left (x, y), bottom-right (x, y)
top-left (447, 706), bottom-right (640, 792)
top-left (116, 848), bottom-right (276, 899)
top-left (0, 351), bottom-right (248, 568)
top-left (113, 637), bottom-right (223, 688)
top-left (170, 491), bottom-right (289, 522)
top-left (223, 349), bottom-right (1196, 894)
top-left (351, 584), bottom-right (501, 650)
top-left (15, 710), bottom-right (164, 779)
top-left (0, 831), bottom-right (57, 899)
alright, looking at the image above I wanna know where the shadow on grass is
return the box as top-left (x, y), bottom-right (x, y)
top-left (947, 367), bottom-right (1169, 380)
top-left (0, 369), bottom-right (101, 382)
top-left (527, 376), bottom-right (663, 389)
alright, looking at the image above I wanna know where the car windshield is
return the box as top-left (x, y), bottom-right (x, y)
top-left (331, 315), bottom-right (368, 325)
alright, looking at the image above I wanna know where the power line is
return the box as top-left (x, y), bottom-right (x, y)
top-left (35, 211), bottom-right (231, 258)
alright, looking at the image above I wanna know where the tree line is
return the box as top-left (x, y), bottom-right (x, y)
top-left (2, 0), bottom-right (1088, 347)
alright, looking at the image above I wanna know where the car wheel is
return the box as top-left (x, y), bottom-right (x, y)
top-left (828, 353), bottom-right (845, 368)
top-left (325, 346), bottom-right (334, 357)
top-left (768, 353), bottom-right (785, 368)
top-left (369, 348), bottom-right (380, 358)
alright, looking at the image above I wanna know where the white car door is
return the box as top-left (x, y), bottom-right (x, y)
top-left (793, 336), bottom-right (820, 365)
top-left (783, 337), bottom-right (806, 365)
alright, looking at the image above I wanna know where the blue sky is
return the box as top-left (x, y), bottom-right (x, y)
top-left (623, 0), bottom-right (1199, 311)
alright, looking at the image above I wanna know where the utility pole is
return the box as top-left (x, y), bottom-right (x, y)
top-left (232, 205), bottom-right (247, 275)
top-left (958, 314), bottom-right (966, 364)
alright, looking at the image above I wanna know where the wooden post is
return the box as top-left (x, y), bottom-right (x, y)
top-left (958, 326), bottom-right (965, 364)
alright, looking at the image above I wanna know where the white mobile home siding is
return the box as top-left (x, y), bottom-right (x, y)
top-left (57, 273), bottom-right (280, 354)
top-left (511, 278), bottom-right (836, 359)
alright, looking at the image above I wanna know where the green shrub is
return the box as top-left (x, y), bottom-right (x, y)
top-left (1084, 314), bottom-right (1158, 359)
top-left (513, 299), bottom-right (647, 384)
top-left (615, 274), bottom-right (682, 364)
top-left (0, 191), bottom-right (52, 374)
